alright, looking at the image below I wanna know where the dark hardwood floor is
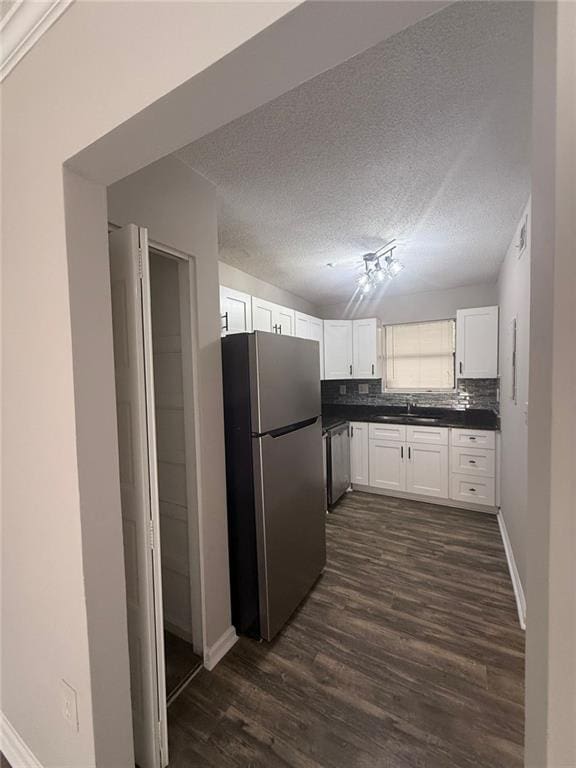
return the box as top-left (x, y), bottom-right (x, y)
top-left (165, 631), bottom-right (203, 703)
top-left (168, 492), bottom-right (525, 768)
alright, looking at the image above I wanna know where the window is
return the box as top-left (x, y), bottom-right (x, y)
top-left (385, 319), bottom-right (455, 391)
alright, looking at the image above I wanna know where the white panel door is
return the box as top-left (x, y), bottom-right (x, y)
top-left (294, 311), bottom-right (310, 339)
top-left (219, 286), bottom-right (252, 336)
top-left (308, 316), bottom-right (325, 379)
top-left (350, 422), bottom-right (369, 484)
top-left (456, 306), bottom-right (499, 378)
top-left (406, 443), bottom-right (448, 498)
top-left (353, 318), bottom-right (380, 378)
top-left (324, 320), bottom-right (353, 379)
top-left (252, 297), bottom-right (275, 332)
top-left (275, 305), bottom-right (295, 336)
top-left (368, 439), bottom-right (406, 490)
top-left (109, 226), bottom-right (167, 768)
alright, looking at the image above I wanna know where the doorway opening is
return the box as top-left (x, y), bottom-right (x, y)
top-left (109, 225), bottom-right (204, 768)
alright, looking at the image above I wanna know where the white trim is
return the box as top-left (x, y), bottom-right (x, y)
top-left (351, 484), bottom-right (498, 514)
top-left (1, 712), bottom-right (44, 768)
top-left (497, 511), bottom-right (527, 630)
top-left (0, 0), bottom-right (75, 82)
top-left (203, 626), bottom-right (238, 672)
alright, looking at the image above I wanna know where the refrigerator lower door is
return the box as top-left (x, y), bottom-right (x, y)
top-left (253, 418), bottom-right (326, 640)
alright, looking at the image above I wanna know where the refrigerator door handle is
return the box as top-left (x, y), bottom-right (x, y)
top-left (264, 416), bottom-right (319, 439)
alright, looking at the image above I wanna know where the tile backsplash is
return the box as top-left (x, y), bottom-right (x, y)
top-left (321, 378), bottom-right (499, 412)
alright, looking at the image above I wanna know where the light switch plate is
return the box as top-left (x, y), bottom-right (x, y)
top-left (60, 679), bottom-right (79, 731)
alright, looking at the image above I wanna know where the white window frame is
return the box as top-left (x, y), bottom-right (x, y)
top-left (383, 318), bottom-right (456, 393)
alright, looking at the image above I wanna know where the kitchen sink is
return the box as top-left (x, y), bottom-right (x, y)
top-left (405, 416), bottom-right (442, 424)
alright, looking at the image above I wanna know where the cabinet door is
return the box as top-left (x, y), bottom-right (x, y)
top-left (252, 297), bottom-right (276, 333)
top-left (353, 318), bottom-right (380, 378)
top-left (275, 305), bottom-right (295, 336)
top-left (294, 311), bottom-right (310, 339)
top-left (219, 286), bottom-right (252, 336)
top-left (308, 317), bottom-right (324, 379)
top-left (350, 422), bottom-right (369, 485)
top-left (369, 439), bottom-right (406, 490)
top-left (406, 443), bottom-right (448, 498)
top-left (456, 306), bottom-right (499, 378)
top-left (324, 320), bottom-right (353, 379)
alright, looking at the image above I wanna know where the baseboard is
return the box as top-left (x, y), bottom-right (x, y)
top-left (1, 713), bottom-right (43, 768)
top-left (163, 617), bottom-right (194, 646)
top-left (497, 511), bottom-right (527, 630)
top-left (351, 484), bottom-right (498, 514)
top-left (203, 625), bottom-right (238, 671)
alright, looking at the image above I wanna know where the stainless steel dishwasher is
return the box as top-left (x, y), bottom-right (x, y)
top-left (326, 422), bottom-right (350, 507)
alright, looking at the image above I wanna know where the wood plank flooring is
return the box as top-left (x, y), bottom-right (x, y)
top-left (168, 492), bottom-right (525, 768)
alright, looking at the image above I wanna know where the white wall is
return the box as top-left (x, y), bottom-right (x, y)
top-left (219, 261), bottom-right (319, 315)
top-left (1, 5), bottom-right (299, 767)
top-left (318, 282), bottom-right (498, 324)
top-left (525, 2), bottom-right (576, 765)
top-left (498, 199), bottom-right (531, 594)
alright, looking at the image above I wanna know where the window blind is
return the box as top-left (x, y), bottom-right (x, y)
top-left (385, 319), bottom-right (455, 390)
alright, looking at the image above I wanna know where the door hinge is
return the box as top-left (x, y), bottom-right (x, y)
top-left (137, 246), bottom-right (144, 279)
top-left (149, 519), bottom-right (154, 549)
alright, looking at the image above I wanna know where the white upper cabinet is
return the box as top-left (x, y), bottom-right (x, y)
top-left (295, 312), bottom-right (324, 378)
top-left (324, 318), bottom-right (381, 379)
top-left (353, 318), bottom-right (381, 379)
top-left (252, 297), bottom-right (295, 335)
top-left (456, 306), bottom-right (499, 378)
top-left (219, 286), bottom-right (252, 336)
top-left (324, 320), bottom-right (353, 379)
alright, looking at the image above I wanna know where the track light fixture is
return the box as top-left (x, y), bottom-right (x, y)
top-left (357, 240), bottom-right (403, 294)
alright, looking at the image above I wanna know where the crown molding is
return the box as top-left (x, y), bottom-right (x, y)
top-left (0, 0), bottom-right (74, 82)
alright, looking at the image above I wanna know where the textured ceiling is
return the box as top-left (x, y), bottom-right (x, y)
top-left (176, 1), bottom-right (533, 305)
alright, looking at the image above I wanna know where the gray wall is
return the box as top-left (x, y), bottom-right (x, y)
top-left (219, 262), bottom-right (319, 315)
top-left (498, 199), bottom-right (531, 591)
top-left (318, 282), bottom-right (498, 323)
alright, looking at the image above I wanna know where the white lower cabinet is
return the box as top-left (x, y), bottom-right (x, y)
top-left (369, 439), bottom-right (406, 491)
top-left (406, 443), bottom-right (449, 498)
top-left (450, 475), bottom-right (495, 506)
top-left (352, 422), bottom-right (497, 508)
top-left (350, 422), bottom-right (369, 485)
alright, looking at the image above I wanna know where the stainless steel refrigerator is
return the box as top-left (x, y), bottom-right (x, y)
top-left (221, 331), bottom-right (326, 641)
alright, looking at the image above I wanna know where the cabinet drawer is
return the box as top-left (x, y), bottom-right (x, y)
top-left (451, 428), bottom-right (495, 450)
top-left (406, 425), bottom-right (448, 446)
top-left (450, 474), bottom-right (495, 506)
top-left (451, 446), bottom-right (495, 478)
top-left (368, 423), bottom-right (406, 442)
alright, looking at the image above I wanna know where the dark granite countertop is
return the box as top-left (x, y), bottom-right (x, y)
top-left (321, 404), bottom-right (499, 433)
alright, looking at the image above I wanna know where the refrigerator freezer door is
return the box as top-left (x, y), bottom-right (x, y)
top-left (253, 419), bottom-right (326, 640)
top-left (251, 332), bottom-right (321, 434)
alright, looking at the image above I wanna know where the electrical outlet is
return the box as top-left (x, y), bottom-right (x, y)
top-left (358, 383), bottom-right (369, 394)
top-left (60, 680), bottom-right (79, 732)
top-left (339, 384), bottom-right (346, 395)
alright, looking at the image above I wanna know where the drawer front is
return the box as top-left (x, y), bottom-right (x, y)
top-left (451, 428), bottom-right (496, 450)
top-left (368, 423), bottom-right (406, 442)
top-left (406, 425), bottom-right (448, 446)
top-left (451, 446), bottom-right (495, 477)
top-left (450, 474), bottom-right (495, 506)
